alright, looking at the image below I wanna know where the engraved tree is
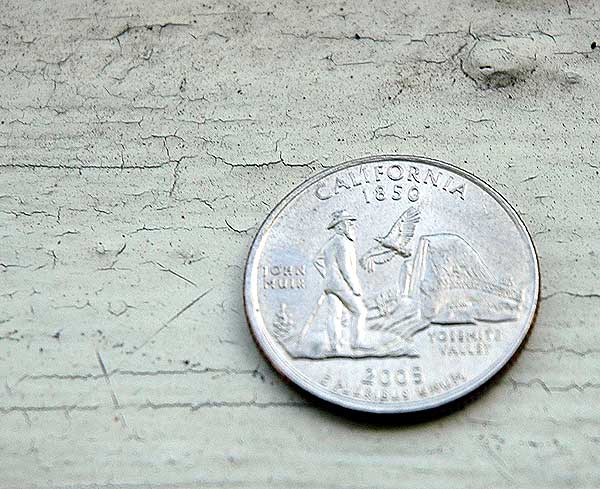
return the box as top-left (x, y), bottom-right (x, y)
top-left (272, 303), bottom-right (294, 339)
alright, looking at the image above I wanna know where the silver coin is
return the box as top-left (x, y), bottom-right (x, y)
top-left (244, 155), bottom-right (539, 413)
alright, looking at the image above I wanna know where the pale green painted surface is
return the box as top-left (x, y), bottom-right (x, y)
top-left (1, 1), bottom-right (599, 487)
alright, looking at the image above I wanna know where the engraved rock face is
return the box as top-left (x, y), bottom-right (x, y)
top-left (408, 233), bottom-right (521, 324)
top-left (245, 155), bottom-right (539, 413)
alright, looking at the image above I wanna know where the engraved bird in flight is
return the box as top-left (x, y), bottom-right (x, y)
top-left (359, 207), bottom-right (421, 273)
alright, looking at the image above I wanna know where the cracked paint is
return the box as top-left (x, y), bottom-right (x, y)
top-left (0, 0), bottom-right (600, 488)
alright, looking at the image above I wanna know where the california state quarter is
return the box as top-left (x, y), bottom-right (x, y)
top-left (244, 155), bottom-right (539, 413)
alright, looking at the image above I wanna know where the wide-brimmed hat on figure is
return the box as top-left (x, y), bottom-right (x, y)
top-left (327, 210), bottom-right (357, 229)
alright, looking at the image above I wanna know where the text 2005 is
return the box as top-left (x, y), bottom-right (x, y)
top-left (361, 366), bottom-right (423, 386)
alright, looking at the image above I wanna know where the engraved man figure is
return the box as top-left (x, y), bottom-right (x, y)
top-left (313, 210), bottom-right (369, 352)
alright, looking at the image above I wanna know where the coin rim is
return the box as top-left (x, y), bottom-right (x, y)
top-left (243, 154), bottom-right (540, 413)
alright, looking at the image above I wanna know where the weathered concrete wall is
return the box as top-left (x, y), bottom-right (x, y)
top-left (1, 1), bottom-right (599, 487)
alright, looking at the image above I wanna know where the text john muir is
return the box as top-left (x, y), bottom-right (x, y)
top-left (314, 163), bottom-right (466, 203)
